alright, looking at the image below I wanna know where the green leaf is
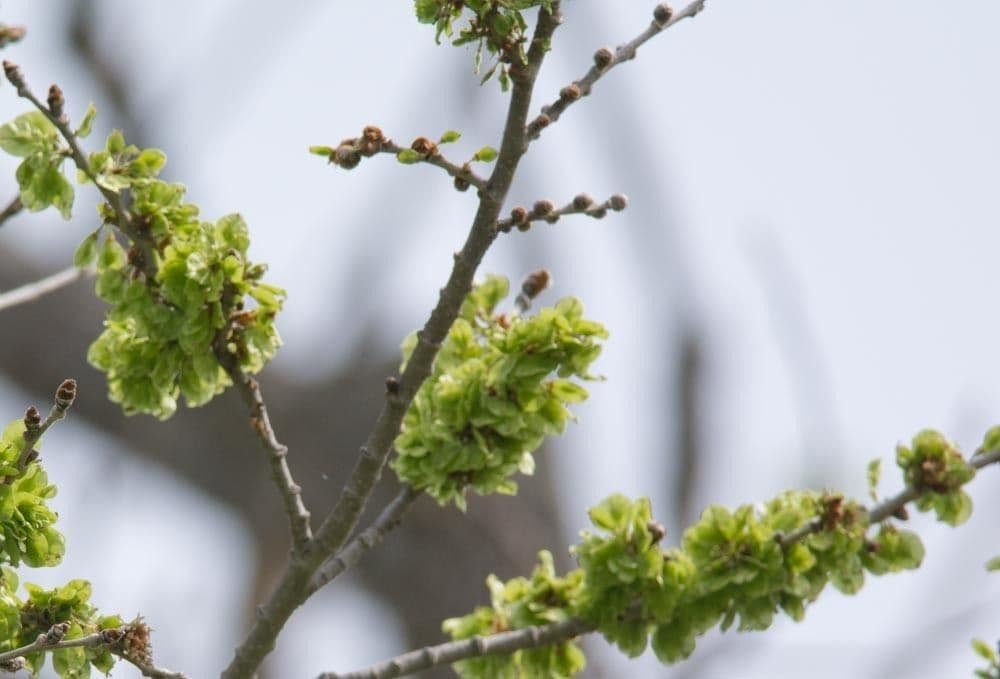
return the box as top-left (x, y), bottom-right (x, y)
top-left (472, 146), bottom-right (498, 163)
top-left (972, 638), bottom-right (998, 662)
top-left (866, 458), bottom-right (881, 501)
top-left (105, 129), bottom-right (125, 155)
top-left (396, 148), bottom-right (423, 164)
top-left (985, 555), bottom-right (1000, 572)
top-left (0, 111), bottom-right (59, 157)
top-left (73, 231), bottom-right (100, 268)
top-left (74, 103), bottom-right (97, 139)
top-left (439, 130), bottom-right (462, 144)
top-left (16, 155), bottom-right (74, 219)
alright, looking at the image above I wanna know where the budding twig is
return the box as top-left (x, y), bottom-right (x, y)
top-left (525, 1), bottom-right (707, 143)
top-left (14, 379), bottom-right (77, 473)
top-left (0, 265), bottom-right (90, 313)
top-left (319, 618), bottom-right (594, 679)
top-left (0, 194), bottom-right (22, 229)
top-left (307, 484), bottom-right (421, 596)
top-left (496, 193), bottom-right (628, 233)
top-left (380, 139), bottom-right (488, 192)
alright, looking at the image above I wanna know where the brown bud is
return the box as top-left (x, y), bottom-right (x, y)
top-left (609, 193), bottom-right (629, 211)
top-left (532, 113), bottom-right (551, 129)
top-left (45, 622), bottom-right (70, 644)
top-left (23, 406), bottom-right (41, 431)
top-left (358, 139), bottom-right (378, 157)
top-left (55, 378), bottom-right (77, 409)
top-left (589, 207), bottom-right (608, 219)
top-left (531, 200), bottom-right (555, 218)
top-left (47, 84), bottom-right (65, 121)
top-left (892, 505), bottom-right (910, 521)
top-left (101, 627), bottom-right (125, 644)
top-left (593, 47), bottom-right (614, 70)
top-left (410, 136), bottom-right (438, 156)
top-left (334, 143), bottom-right (361, 170)
top-left (510, 206), bottom-right (529, 225)
top-left (0, 25), bottom-right (26, 49)
top-left (559, 83), bottom-right (582, 101)
top-left (362, 125), bottom-right (383, 143)
top-left (2, 60), bottom-right (24, 88)
top-left (653, 3), bottom-right (674, 26)
top-left (453, 175), bottom-right (470, 192)
top-left (385, 376), bottom-right (400, 395)
top-left (516, 221), bottom-right (531, 233)
top-left (572, 193), bottom-right (594, 210)
top-left (520, 269), bottom-right (552, 300)
top-left (647, 520), bottom-right (666, 544)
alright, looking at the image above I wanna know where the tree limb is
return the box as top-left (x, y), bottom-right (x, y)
top-left (0, 265), bottom-right (89, 313)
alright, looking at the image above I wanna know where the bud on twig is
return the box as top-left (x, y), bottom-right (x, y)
top-left (559, 83), bottom-right (582, 102)
top-left (0, 24), bottom-right (27, 49)
top-left (572, 193), bottom-right (594, 210)
top-left (520, 269), bottom-right (552, 301)
top-left (23, 406), bottom-right (41, 432)
top-left (653, 3), bottom-right (674, 26)
top-left (47, 84), bottom-right (65, 121)
top-left (2, 60), bottom-right (25, 90)
top-left (385, 376), bottom-right (400, 395)
top-left (410, 136), bottom-right (438, 157)
top-left (55, 378), bottom-right (77, 410)
top-left (609, 193), bottom-right (629, 211)
top-left (593, 47), bottom-right (613, 70)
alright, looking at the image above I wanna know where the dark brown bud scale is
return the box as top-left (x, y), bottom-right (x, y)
top-left (593, 47), bottom-right (614, 70)
top-left (453, 175), bottom-right (470, 192)
top-left (510, 206), bottom-right (529, 225)
top-left (410, 136), bottom-right (438, 156)
top-left (385, 376), bottom-right (400, 395)
top-left (2, 60), bottom-right (24, 89)
top-left (559, 83), bottom-right (582, 101)
top-left (609, 193), bottom-right (629, 211)
top-left (55, 378), bottom-right (77, 409)
top-left (520, 269), bottom-right (552, 300)
top-left (47, 84), bottom-right (65, 120)
top-left (334, 143), bottom-right (361, 170)
top-left (24, 406), bottom-right (41, 430)
top-left (653, 3), bottom-right (674, 25)
top-left (572, 193), bottom-right (594, 210)
top-left (362, 125), bottom-right (383, 143)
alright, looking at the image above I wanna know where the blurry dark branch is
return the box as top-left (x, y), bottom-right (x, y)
top-left (68, 2), bottom-right (146, 142)
top-left (673, 330), bottom-right (703, 527)
top-left (307, 484), bottom-right (419, 596)
top-left (0, 265), bottom-right (90, 313)
top-left (496, 193), bottom-right (628, 234)
top-left (525, 1), bottom-right (706, 143)
top-left (0, 195), bottom-right (22, 229)
top-left (746, 233), bottom-right (842, 475)
top-left (322, 618), bottom-right (594, 679)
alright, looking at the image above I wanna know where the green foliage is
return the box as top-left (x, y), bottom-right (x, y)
top-left (472, 146), bottom-right (498, 163)
top-left (0, 111), bottom-right (74, 218)
top-left (896, 429), bottom-right (975, 526)
top-left (70, 127), bottom-right (285, 419)
top-left (0, 420), bottom-right (63, 568)
top-left (443, 551), bottom-right (586, 678)
top-left (973, 638), bottom-right (1000, 679)
top-left (392, 275), bottom-right (607, 507)
top-left (413, 0), bottom-right (555, 88)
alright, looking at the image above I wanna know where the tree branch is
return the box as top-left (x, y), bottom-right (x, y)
top-left (525, 0), bottom-right (706, 144)
top-left (14, 378), bottom-right (76, 473)
top-left (319, 618), bottom-right (594, 679)
top-left (307, 484), bottom-right (420, 597)
top-left (0, 194), bottom-right (21, 229)
top-left (0, 265), bottom-right (89, 313)
top-left (379, 139), bottom-right (487, 192)
top-left (496, 192), bottom-right (628, 234)
top-left (219, 5), bottom-right (566, 678)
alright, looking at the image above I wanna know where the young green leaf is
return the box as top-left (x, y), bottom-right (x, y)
top-left (866, 458), bottom-right (881, 501)
top-left (73, 230), bottom-right (100, 268)
top-left (986, 555), bottom-right (1000, 572)
top-left (472, 146), bottom-right (498, 163)
top-left (439, 130), bottom-right (461, 144)
top-left (396, 148), bottom-right (423, 164)
top-left (74, 103), bottom-right (97, 139)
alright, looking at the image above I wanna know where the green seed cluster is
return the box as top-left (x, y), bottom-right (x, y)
top-left (0, 421), bottom-right (62, 568)
top-left (72, 127), bottom-right (285, 419)
top-left (392, 275), bottom-right (607, 508)
top-left (413, 1), bottom-right (556, 88)
top-left (443, 551), bottom-right (587, 678)
top-left (896, 429), bottom-right (976, 526)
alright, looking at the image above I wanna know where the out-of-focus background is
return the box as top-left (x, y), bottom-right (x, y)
top-left (0, 2), bottom-right (998, 677)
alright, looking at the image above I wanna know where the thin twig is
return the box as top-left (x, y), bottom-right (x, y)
top-left (496, 192), bottom-right (628, 234)
top-left (525, 0), bottom-right (706, 143)
top-left (307, 484), bottom-right (420, 596)
top-left (319, 618), bottom-right (594, 679)
top-left (0, 194), bottom-right (22, 228)
top-left (120, 656), bottom-right (189, 679)
top-left (220, 364), bottom-right (313, 551)
top-left (332, 448), bottom-right (1000, 679)
top-left (220, 6), bottom-right (566, 678)
top-left (15, 378), bottom-right (77, 472)
top-left (380, 140), bottom-right (487, 192)
top-left (0, 629), bottom-right (111, 664)
top-left (0, 265), bottom-right (90, 313)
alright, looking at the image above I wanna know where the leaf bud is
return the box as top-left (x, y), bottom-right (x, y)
top-left (334, 143), bottom-right (361, 170)
top-left (55, 378), bottom-right (77, 409)
top-left (559, 83), bottom-right (582, 101)
top-left (385, 376), bottom-right (400, 395)
top-left (510, 206), bottom-right (529, 226)
top-left (411, 136), bottom-right (438, 156)
top-left (892, 506), bottom-right (910, 521)
top-left (589, 206), bottom-right (607, 219)
top-left (593, 47), bottom-right (614, 70)
top-left (609, 193), bottom-right (629, 211)
top-left (572, 193), bottom-right (594, 210)
top-left (362, 125), bottom-right (383, 143)
top-left (2, 60), bottom-right (25, 89)
top-left (531, 200), bottom-right (555, 218)
top-left (647, 519), bottom-right (666, 544)
top-left (653, 3), bottom-right (674, 26)
top-left (47, 84), bottom-right (65, 121)
top-left (453, 175), bottom-right (470, 192)
top-left (0, 25), bottom-right (26, 49)
top-left (531, 113), bottom-right (551, 129)
top-left (520, 269), bottom-right (552, 300)
top-left (23, 405), bottom-right (41, 431)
